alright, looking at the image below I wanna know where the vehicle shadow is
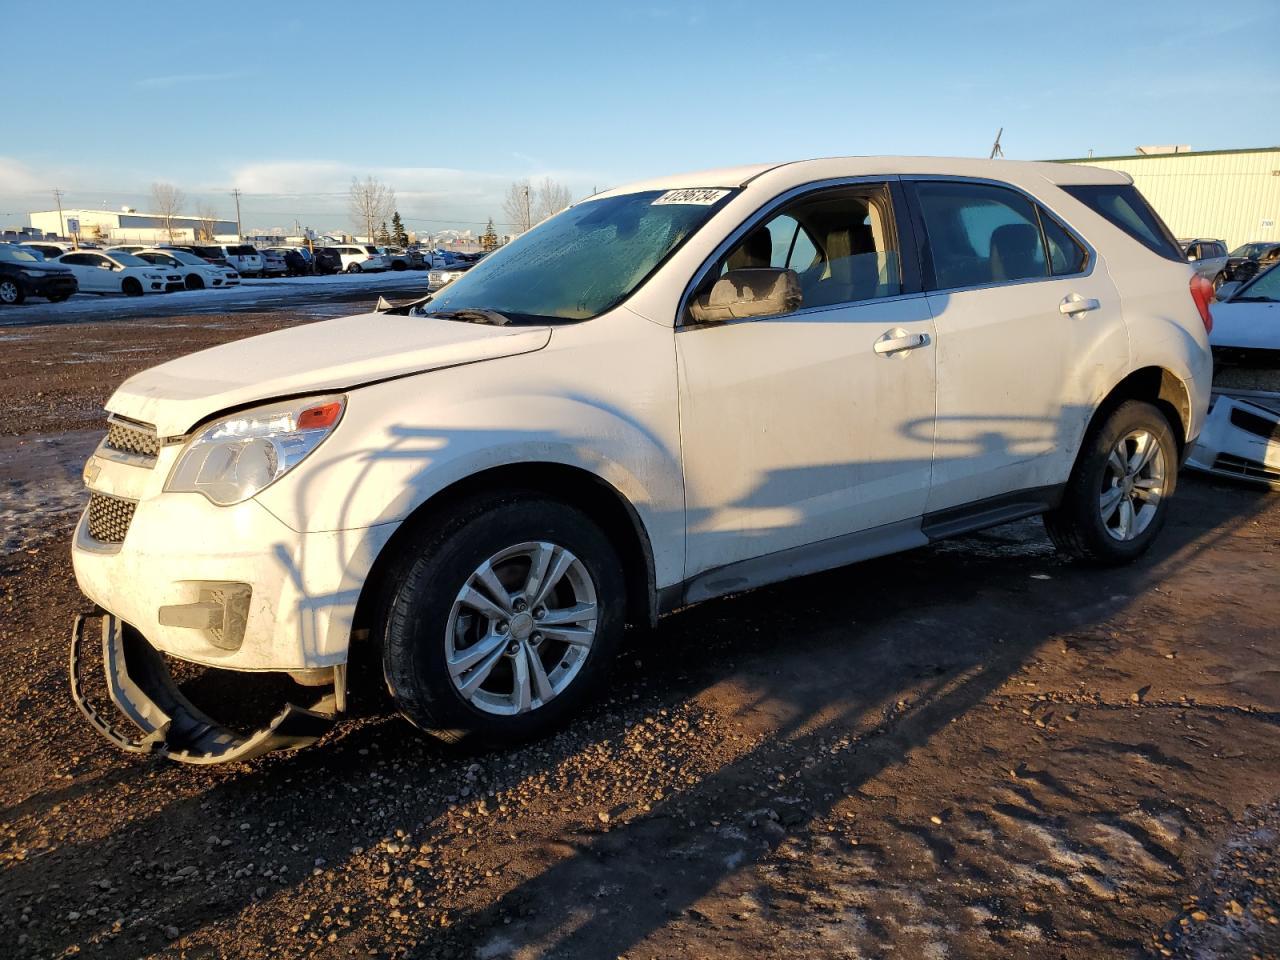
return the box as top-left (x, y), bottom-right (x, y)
top-left (2, 466), bottom-right (1269, 959)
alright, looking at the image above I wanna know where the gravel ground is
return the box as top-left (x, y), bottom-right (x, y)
top-left (1, 312), bottom-right (1278, 959)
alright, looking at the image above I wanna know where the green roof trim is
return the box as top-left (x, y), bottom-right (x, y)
top-left (1051, 146), bottom-right (1280, 163)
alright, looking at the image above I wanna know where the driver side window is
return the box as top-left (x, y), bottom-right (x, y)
top-left (697, 184), bottom-right (901, 323)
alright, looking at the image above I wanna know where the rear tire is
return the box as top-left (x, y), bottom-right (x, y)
top-left (380, 493), bottom-right (626, 746)
top-left (122, 278), bottom-right (143, 297)
top-left (347, 263), bottom-right (362, 274)
top-left (0, 279), bottom-right (24, 305)
top-left (1213, 272), bottom-right (1226, 292)
top-left (1043, 400), bottom-right (1177, 565)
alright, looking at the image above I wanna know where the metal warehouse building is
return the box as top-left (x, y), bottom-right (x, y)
top-left (1057, 146), bottom-right (1280, 251)
top-left (26, 208), bottom-right (237, 245)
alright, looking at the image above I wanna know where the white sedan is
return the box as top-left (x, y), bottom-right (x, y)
top-left (136, 249), bottom-right (240, 290)
top-left (1211, 264), bottom-right (1280, 353)
top-left (55, 250), bottom-right (183, 296)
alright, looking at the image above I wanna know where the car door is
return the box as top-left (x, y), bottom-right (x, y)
top-left (905, 178), bottom-right (1128, 514)
top-left (676, 180), bottom-right (937, 585)
top-left (59, 253), bottom-right (107, 292)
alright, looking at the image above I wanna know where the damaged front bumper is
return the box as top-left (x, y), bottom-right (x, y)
top-left (70, 611), bottom-right (345, 764)
top-left (1185, 390), bottom-right (1280, 488)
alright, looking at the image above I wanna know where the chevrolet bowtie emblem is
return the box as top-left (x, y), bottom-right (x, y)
top-left (83, 460), bottom-right (101, 485)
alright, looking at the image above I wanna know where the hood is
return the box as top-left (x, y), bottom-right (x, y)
top-left (107, 311), bottom-right (552, 436)
top-left (19, 261), bottom-right (73, 275)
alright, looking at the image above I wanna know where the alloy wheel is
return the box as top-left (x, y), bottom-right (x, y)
top-left (1099, 429), bottom-right (1167, 541)
top-left (444, 541), bottom-right (598, 716)
top-left (0, 281), bottom-right (17, 304)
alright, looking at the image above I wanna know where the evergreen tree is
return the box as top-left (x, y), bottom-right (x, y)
top-left (481, 218), bottom-right (499, 252)
top-left (391, 211), bottom-right (409, 247)
top-left (375, 221), bottom-right (391, 245)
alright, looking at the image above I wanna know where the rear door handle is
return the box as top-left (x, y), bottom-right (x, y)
top-left (873, 330), bottom-right (931, 356)
top-left (1060, 295), bottom-right (1101, 315)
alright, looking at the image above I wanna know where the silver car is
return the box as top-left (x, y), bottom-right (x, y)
top-left (1179, 238), bottom-right (1229, 290)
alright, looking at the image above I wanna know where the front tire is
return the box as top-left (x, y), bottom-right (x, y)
top-left (122, 277), bottom-right (143, 297)
top-left (380, 494), bottom-right (625, 746)
top-left (1044, 400), bottom-right (1177, 565)
top-left (0, 279), bottom-right (24, 305)
top-left (186, 273), bottom-right (205, 291)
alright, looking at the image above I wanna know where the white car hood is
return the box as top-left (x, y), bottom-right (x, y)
top-left (1209, 300), bottom-right (1280, 351)
top-left (107, 311), bottom-right (552, 436)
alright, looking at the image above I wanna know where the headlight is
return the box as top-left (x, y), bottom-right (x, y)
top-left (21, 269), bottom-right (45, 278)
top-left (165, 395), bottom-right (345, 505)
top-left (144, 272), bottom-right (163, 280)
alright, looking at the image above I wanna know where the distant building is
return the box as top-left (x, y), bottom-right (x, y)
top-left (27, 207), bottom-right (238, 244)
top-left (1056, 146), bottom-right (1280, 249)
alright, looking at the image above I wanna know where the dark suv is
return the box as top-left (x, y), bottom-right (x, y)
top-left (1226, 242), bottom-right (1280, 284)
top-left (0, 244), bottom-right (78, 305)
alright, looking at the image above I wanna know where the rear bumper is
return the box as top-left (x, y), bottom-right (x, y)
top-left (70, 611), bottom-right (341, 764)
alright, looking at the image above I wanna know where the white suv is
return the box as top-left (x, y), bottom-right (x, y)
top-left (70, 157), bottom-right (1213, 763)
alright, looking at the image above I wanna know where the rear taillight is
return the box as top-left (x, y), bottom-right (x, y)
top-left (1190, 274), bottom-right (1214, 334)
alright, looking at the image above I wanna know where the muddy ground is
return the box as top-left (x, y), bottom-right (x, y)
top-left (0, 310), bottom-right (1278, 960)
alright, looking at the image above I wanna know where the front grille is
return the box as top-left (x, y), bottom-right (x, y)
top-left (104, 418), bottom-right (160, 462)
top-left (1213, 453), bottom-right (1280, 484)
top-left (87, 493), bottom-right (137, 544)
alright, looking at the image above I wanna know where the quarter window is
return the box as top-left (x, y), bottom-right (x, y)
top-left (1039, 209), bottom-right (1087, 275)
top-left (915, 181), bottom-right (1048, 289)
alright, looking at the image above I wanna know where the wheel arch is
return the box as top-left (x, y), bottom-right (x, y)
top-left (1087, 366), bottom-right (1192, 454)
top-left (350, 461), bottom-right (660, 647)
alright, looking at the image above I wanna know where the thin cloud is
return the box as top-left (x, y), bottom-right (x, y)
top-left (136, 71), bottom-right (250, 89)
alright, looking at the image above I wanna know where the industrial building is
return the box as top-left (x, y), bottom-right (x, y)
top-left (26, 207), bottom-right (238, 245)
top-left (1057, 146), bottom-right (1280, 250)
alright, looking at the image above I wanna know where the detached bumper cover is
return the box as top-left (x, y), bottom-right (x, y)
top-left (1185, 391), bottom-right (1280, 488)
top-left (70, 612), bottom-right (342, 764)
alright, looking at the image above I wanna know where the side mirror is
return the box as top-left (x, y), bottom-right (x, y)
top-left (688, 268), bottom-right (802, 323)
top-left (1186, 253), bottom-right (1197, 262)
top-left (1216, 281), bottom-right (1242, 301)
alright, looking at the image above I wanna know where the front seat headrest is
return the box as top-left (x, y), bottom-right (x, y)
top-left (989, 223), bottom-right (1044, 282)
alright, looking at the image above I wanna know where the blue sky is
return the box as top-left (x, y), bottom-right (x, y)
top-left (4, 0), bottom-right (1276, 235)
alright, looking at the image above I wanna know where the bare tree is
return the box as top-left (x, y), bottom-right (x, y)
top-left (502, 179), bottom-right (533, 234)
top-left (533, 177), bottom-right (573, 224)
top-left (151, 182), bottom-right (186, 242)
top-left (195, 204), bottom-right (220, 242)
top-left (348, 176), bottom-right (396, 242)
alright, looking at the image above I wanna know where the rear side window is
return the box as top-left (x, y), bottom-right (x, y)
top-left (915, 181), bottom-right (1048, 289)
top-left (1060, 184), bottom-right (1182, 262)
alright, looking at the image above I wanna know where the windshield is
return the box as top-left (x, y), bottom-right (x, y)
top-left (165, 250), bottom-right (205, 265)
top-left (140, 253), bottom-right (179, 266)
top-left (1230, 243), bottom-right (1269, 259)
top-left (0, 246), bottom-right (43, 263)
top-left (1233, 263), bottom-right (1280, 302)
top-left (109, 252), bottom-right (149, 267)
top-left (420, 188), bottom-right (736, 322)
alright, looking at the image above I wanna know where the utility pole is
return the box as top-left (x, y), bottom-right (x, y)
top-left (523, 183), bottom-right (531, 233)
top-left (231, 188), bottom-right (243, 240)
top-left (989, 128), bottom-right (1004, 160)
top-left (52, 188), bottom-right (69, 245)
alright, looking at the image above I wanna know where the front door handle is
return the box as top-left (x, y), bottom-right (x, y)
top-left (1060, 295), bottom-right (1101, 316)
top-left (874, 329), bottom-right (931, 356)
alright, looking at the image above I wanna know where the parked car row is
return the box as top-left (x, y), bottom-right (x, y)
top-left (1, 237), bottom-right (491, 304)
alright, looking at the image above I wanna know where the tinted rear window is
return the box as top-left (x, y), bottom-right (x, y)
top-left (227, 245), bottom-right (256, 255)
top-left (1061, 184), bottom-right (1182, 262)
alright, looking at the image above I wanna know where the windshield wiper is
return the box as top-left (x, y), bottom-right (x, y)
top-left (426, 309), bottom-right (512, 326)
top-left (1230, 296), bottom-right (1277, 303)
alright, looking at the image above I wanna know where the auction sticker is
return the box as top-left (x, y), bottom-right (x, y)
top-left (652, 188), bottom-right (731, 205)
